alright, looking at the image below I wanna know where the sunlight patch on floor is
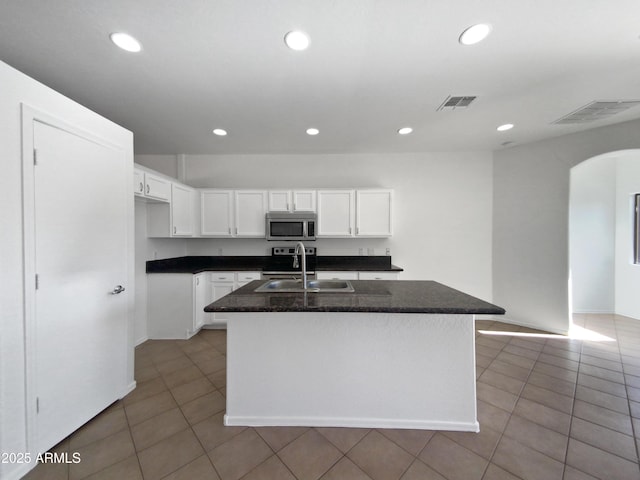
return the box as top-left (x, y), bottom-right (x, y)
top-left (478, 324), bottom-right (616, 342)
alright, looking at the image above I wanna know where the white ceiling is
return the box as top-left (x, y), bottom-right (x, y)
top-left (1, 0), bottom-right (640, 154)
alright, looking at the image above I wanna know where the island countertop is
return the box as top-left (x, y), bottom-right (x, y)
top-left (204, 280), bottom-right (505, 315)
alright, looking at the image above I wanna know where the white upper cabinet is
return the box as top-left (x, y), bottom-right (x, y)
top-left (235, 190), bottom-right (267, 237)
top-left (133, 169), bottom-right (145, 196)
top-left (356, 189), bottom-right (393, 237)
top-left (136, 163), bottom-right (391, 239)
top-left (171, 183), bottom-right (195, 236)
top-left (293, 190), bottom-right (316, 212)
top-left (201, 189), bottom-right (234, 236)
top-left (143, 171), bottom-right (171, 202)
top-left (200, 189), bottom-right (267, 237)
top-left (317, 190), bottom-right (356, 237)
top-left (317, 189), bottom-right (393, 238)
top-left (134, 168), bottom-right (170, 202)
top-left (268, 190), bottom-right (291, 212)
top-left (268, 190), bottom-right (316, 212)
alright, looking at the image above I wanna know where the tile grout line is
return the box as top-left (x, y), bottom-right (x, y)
top-left (477, 328), bottom-right (544, 480)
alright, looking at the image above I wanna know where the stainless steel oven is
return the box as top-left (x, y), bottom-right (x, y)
top-left (266, 212), bottom-right (316, 241)
top-left (261, 246), bottom-right (317, 280)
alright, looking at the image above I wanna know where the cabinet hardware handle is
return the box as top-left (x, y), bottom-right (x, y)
top-left (235, 227), bottom-right (238, 235)
top-left (228, 228), bottom-right (231, 235)
top-left (286, 203), bottom-right (290, 211)
top-left (146, 184), bottom-right (150, 194)
top-left (111, 285), bottom-right (125, 295)
top-left (173, 226), bottom-right (177, 234)
top-left (139, 182), bottom-right (143, 192)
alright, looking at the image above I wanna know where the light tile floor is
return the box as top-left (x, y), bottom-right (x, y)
top-left (24, 314), bottom-right (640, 480)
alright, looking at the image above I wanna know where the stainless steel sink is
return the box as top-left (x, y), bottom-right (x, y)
top-left (254, 279), bottom-right (355, 293)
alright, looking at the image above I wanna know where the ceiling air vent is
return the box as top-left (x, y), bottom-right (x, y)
top-left (437, 95), bottom-right (477, 111)
top-left (553, 100), bottom-right (640, 125)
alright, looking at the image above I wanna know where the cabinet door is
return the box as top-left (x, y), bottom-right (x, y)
top-left (268, 191), bottom-right (292, 212)
top-left (171, 183), bottom-right (194, 236)
top-left (293, 190), bottom-right (316, 212)
top-left (201, 190), bottom-right (234, 236)
top-left (210, 280), bottom-right (234, 327)
top-left (133, 169), bottom-right (145, 196)
top-left (356, 190), bottom-right (393, 237)
top-left (317, 190), bottom-right (355, 237)
top-left (211, 283), bottom-right (234, 301)
top-left (235, 190), bottom-right (267, 237)
top-left (144, 172), bottom-right (171, 202)
top-left (193, 273), bottom-right (210, 331)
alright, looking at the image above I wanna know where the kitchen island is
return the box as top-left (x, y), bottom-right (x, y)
top-left (205, 280), bottom-right (505, 432)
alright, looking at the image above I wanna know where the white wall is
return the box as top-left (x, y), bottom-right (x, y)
top-left (615, 151), bottom-right (640, 319)
top-left (0, 60), bottom-right (134, 480)
top-left (138, 152), bottom-right (495, 300)
top-left (493, 119), bottom-right (640, 334)
top-left (569, 159), bottom-right (616, 313)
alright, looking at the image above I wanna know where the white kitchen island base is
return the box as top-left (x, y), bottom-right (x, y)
top-left (224, 311), bottom-right (479, 432)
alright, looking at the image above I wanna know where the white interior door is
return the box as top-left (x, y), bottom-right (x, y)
top-left (32, 120), bottom-right (128, 453)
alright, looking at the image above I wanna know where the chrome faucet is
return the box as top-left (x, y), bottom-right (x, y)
top-left (293, 242), bottom-right (308, 290)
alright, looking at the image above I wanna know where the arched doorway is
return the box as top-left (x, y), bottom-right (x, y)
top-left (569, 149), bottom-right (640, 323)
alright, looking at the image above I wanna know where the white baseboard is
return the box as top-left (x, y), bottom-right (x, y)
top-left (572, 309), bottom-right (615, 314)
top-left (121, 381), bottom-right (137, 399)
top-left (224, 414), bottom-right (479, 433)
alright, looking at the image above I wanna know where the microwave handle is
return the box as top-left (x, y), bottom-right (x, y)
top-left (303, 221), bottom-right (308, 238)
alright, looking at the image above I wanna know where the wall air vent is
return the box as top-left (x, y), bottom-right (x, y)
top-left (553, 100), bottom-right (640, 125)
top-left (437, 95), bottom-right (477, 111)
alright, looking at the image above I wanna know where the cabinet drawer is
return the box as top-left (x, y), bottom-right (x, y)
top-left (358, 271), bottom-right (399, 280)
top-left (237, 272), bottom-right (261, 282)
top-left (211, 272), bottom-right (235, 282)
top-left (316, 271), bottom-right (359, 280)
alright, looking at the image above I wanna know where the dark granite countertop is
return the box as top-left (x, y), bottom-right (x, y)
top-left (204, 280), bottom-right (505, 315)
top-left (146, 255), bottom-right (403, 274)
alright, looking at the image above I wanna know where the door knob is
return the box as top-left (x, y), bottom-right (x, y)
top-left (111, 285), bottom-right (125, 295)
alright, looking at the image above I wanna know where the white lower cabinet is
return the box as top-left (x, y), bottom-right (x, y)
top-left (148, 273), bottom-right (211, 340)
top-left (317, 271), bottom-right (399, 280)
top-left (194, 273), bottom-right (210, 331)
top-left (208, 271), bottom-right (261, 328)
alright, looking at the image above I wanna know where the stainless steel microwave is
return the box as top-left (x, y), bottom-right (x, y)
top-left (266, 212), bottom-right (316, 241)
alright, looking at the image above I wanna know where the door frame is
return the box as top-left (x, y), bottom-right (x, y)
top-left (21, 103), bottom-right (136, 456)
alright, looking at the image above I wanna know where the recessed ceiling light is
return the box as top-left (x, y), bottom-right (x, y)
top-left (459, 24), bottom-right (492, 45)
top-left (398, 127), bottom-right (413, 135)
top-left (497, 123), bottom-right (514, 131)
top-left (212, 129), bottom-right (227, 136)
top-left (284, 31), bottom-right (310, 51)
top-left (110, 32), bottom-right (142, 52)
top-left (306, 128), bottom-right (319, 135)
